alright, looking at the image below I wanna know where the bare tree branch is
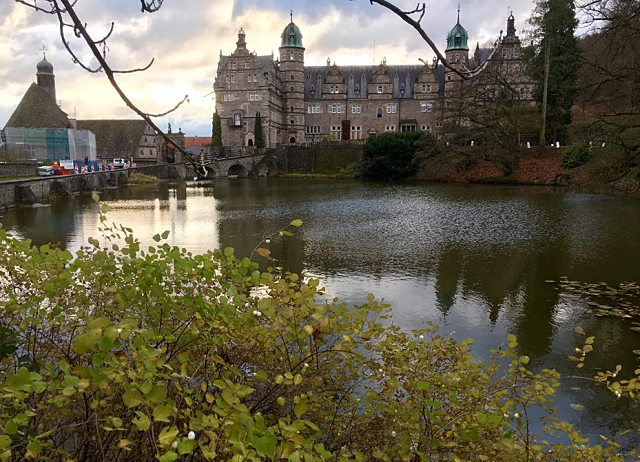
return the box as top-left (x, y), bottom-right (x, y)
top-left (367, 0), bottom-right (501, 79)
top-left (16, 0), bottom-right (210, 173)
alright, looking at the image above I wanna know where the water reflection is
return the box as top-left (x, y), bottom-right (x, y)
top-left (1, 178), bottom-right (639, 448)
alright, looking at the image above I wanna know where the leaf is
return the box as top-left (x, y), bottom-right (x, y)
top-left (289, 219), bottom-right (303, 227)
top-left (257, 248), bottom-right (271, 259)
top-left (254, 434), bottom-right (278, 458)
top-left (574, 327), bottom-right (585, 335)
top-left (161, 230), bottom-right (170, 239)
top-left (148, 385), bottom-right (168, 404)
top-left (506, 333), bottom-right (517, 347)
top-left (158, 427), bottom-right (179, 447)
top-left (178, 439), bottom-right (197, 455)
top-left (118, 439), bottom-right (130, 449)
top-left (159, 451), bottom-right (178, 462)
top-left (122, 390), bottom-right (143, 408)
top-left (153, 405), bottom-right (174, 422)
top-left (132, 415), bottom-right (151, 431)
top-left (4, 421), bottom-right (18, 435)
top-left (294, 395), bottom-right (307, 418)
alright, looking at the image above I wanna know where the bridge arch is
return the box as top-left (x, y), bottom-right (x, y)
top-left (228, 164), bottom-right (248, 178)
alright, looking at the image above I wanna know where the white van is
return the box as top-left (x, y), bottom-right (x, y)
top-left (37, 166), bottom-right (55, 177)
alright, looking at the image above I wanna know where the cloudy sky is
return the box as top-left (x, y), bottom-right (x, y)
top-left (1, 0), bottom-right (536, 137)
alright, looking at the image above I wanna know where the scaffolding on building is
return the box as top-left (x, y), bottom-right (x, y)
top-left (1, 127), bottom-right (96, 162)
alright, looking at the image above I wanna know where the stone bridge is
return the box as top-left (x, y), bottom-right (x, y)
top-left (194, 152), bottom-right (271, 179)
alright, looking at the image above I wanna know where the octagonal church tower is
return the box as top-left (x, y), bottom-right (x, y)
top-left (279, 15), bottom-right (305, 144)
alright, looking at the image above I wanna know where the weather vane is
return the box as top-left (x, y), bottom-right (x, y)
top-left (40, 44), bottom-right (48, 58)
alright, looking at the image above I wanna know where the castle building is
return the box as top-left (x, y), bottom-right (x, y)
top-left (214, 12), bottom-right (532, 147)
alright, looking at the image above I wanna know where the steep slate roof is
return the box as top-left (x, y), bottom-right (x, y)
top-left (304, 64), bottom-right (446, 98)
top-left (3, 83), bottom-right (71, 130)
top-left (75, 119), bottom-right (149, 160)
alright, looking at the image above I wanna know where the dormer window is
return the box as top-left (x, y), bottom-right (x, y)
top-left (377, 85), bottom-right (384, 93)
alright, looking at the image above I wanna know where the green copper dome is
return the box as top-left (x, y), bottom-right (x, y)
top-left (446, 19), bottom-right (469, 51)
top-left (281, 21), bottom-right (304, 48)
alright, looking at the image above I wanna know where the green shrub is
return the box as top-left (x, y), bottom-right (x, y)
top-left (359, 132), bottom-right (423, 180)
top-left (0, 203), bottom-right (633, 461)
top-left (129, 172), bottom-right (160, 184)
top-left (562, 143), bottom-right (591, 168)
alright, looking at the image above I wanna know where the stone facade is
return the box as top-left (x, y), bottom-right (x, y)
top-left (214, 13), bottom-right (533, 147)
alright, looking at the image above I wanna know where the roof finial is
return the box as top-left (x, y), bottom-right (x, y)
top-left (290, 10), bottom-right (293, 23)
top-left (457, 4), bottom-right (460, 23)
top-left (40, 44), bottom-right (48, 59)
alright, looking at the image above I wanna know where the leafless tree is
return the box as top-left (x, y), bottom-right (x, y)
top-left (366, 0), bottom-right (502, 78)
top-left (574, 0), bottom-right (640, 157)
top-left (15, 0), bottom-right (210, 173)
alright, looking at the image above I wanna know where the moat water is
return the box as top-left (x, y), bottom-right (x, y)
top-left (1, 178), bottom-right (639, 448)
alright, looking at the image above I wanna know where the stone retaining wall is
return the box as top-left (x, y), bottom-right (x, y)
top-left (0, 164), bottom-right (186, 210)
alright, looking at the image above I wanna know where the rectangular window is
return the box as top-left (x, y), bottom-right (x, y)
top-left (386, 104), bottom-right (397, 114)
top-left (247, 75), bottom-right (252, 82)
top-left (330, 126), bottom-right (342, 132)
top-left (520, 87), bottom-right (531, 99)
top-left (232, 62), bottom-right (237, 69)
top-left (230, 75), bottom-right (236, 83)
top-left (351, 104), bottom-right (362, 114)
top-left (377, 85), bottom-right (384, 93)
top-left (421, 84), bottom-right (432, 93)
top-left (225, 76), bottom-right (230, 83)
top-left (420, 102), bottom-right (434, 113)
top-left (330, 85), bottom-right (339, 94)
top-left (420, 124), bottom-right (431, 132)
top-left (249, 93), bottom-right (259, 101)
top-left (253, 74), bottom-right (258, 82)
top-left (435, 121), bottom-right (443, 127)
top-left (385, 125), bottom-right (395, 132)
top-left (307, 104), bottom-right (320, 114)
top-left (244, 61), bottom-right (249, 68)
top-left (377, 108), bottom-right (382, 118)
top-left (330, 104), bottom-right (341, 113)
top-left (306, 126), bottom-right (321, 134)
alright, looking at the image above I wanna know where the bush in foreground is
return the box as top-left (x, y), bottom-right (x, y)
top-left (0, 206), bottom-right (634, 461)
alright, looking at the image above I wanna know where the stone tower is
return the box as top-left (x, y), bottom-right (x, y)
top-left (278, 14), bottom-right (305, 144)
top-left (444, 8), bottom-right (469, 95)
top-left (36, 53), bottom-right (57, 104)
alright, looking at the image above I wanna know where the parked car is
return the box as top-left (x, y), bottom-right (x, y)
top-left (113, 158), bottom-right (126, 169)
top-left (37, 165), bottom-right (55, 177)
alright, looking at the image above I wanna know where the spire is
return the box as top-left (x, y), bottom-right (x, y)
top-left (457, 3), bottom-right (460, 23)
top-left (290, 9), bottom-right (293, 23)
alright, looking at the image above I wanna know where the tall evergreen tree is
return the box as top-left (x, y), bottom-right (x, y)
top-left (254, 112), bottom-right (265, 148)
top-left (528, 0), bottom-right (581, 144)
top-left (211, 109), bottom-right (222, 147)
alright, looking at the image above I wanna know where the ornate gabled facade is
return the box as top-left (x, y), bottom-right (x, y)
top-left (214, 12), bottom-right (533, 147)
